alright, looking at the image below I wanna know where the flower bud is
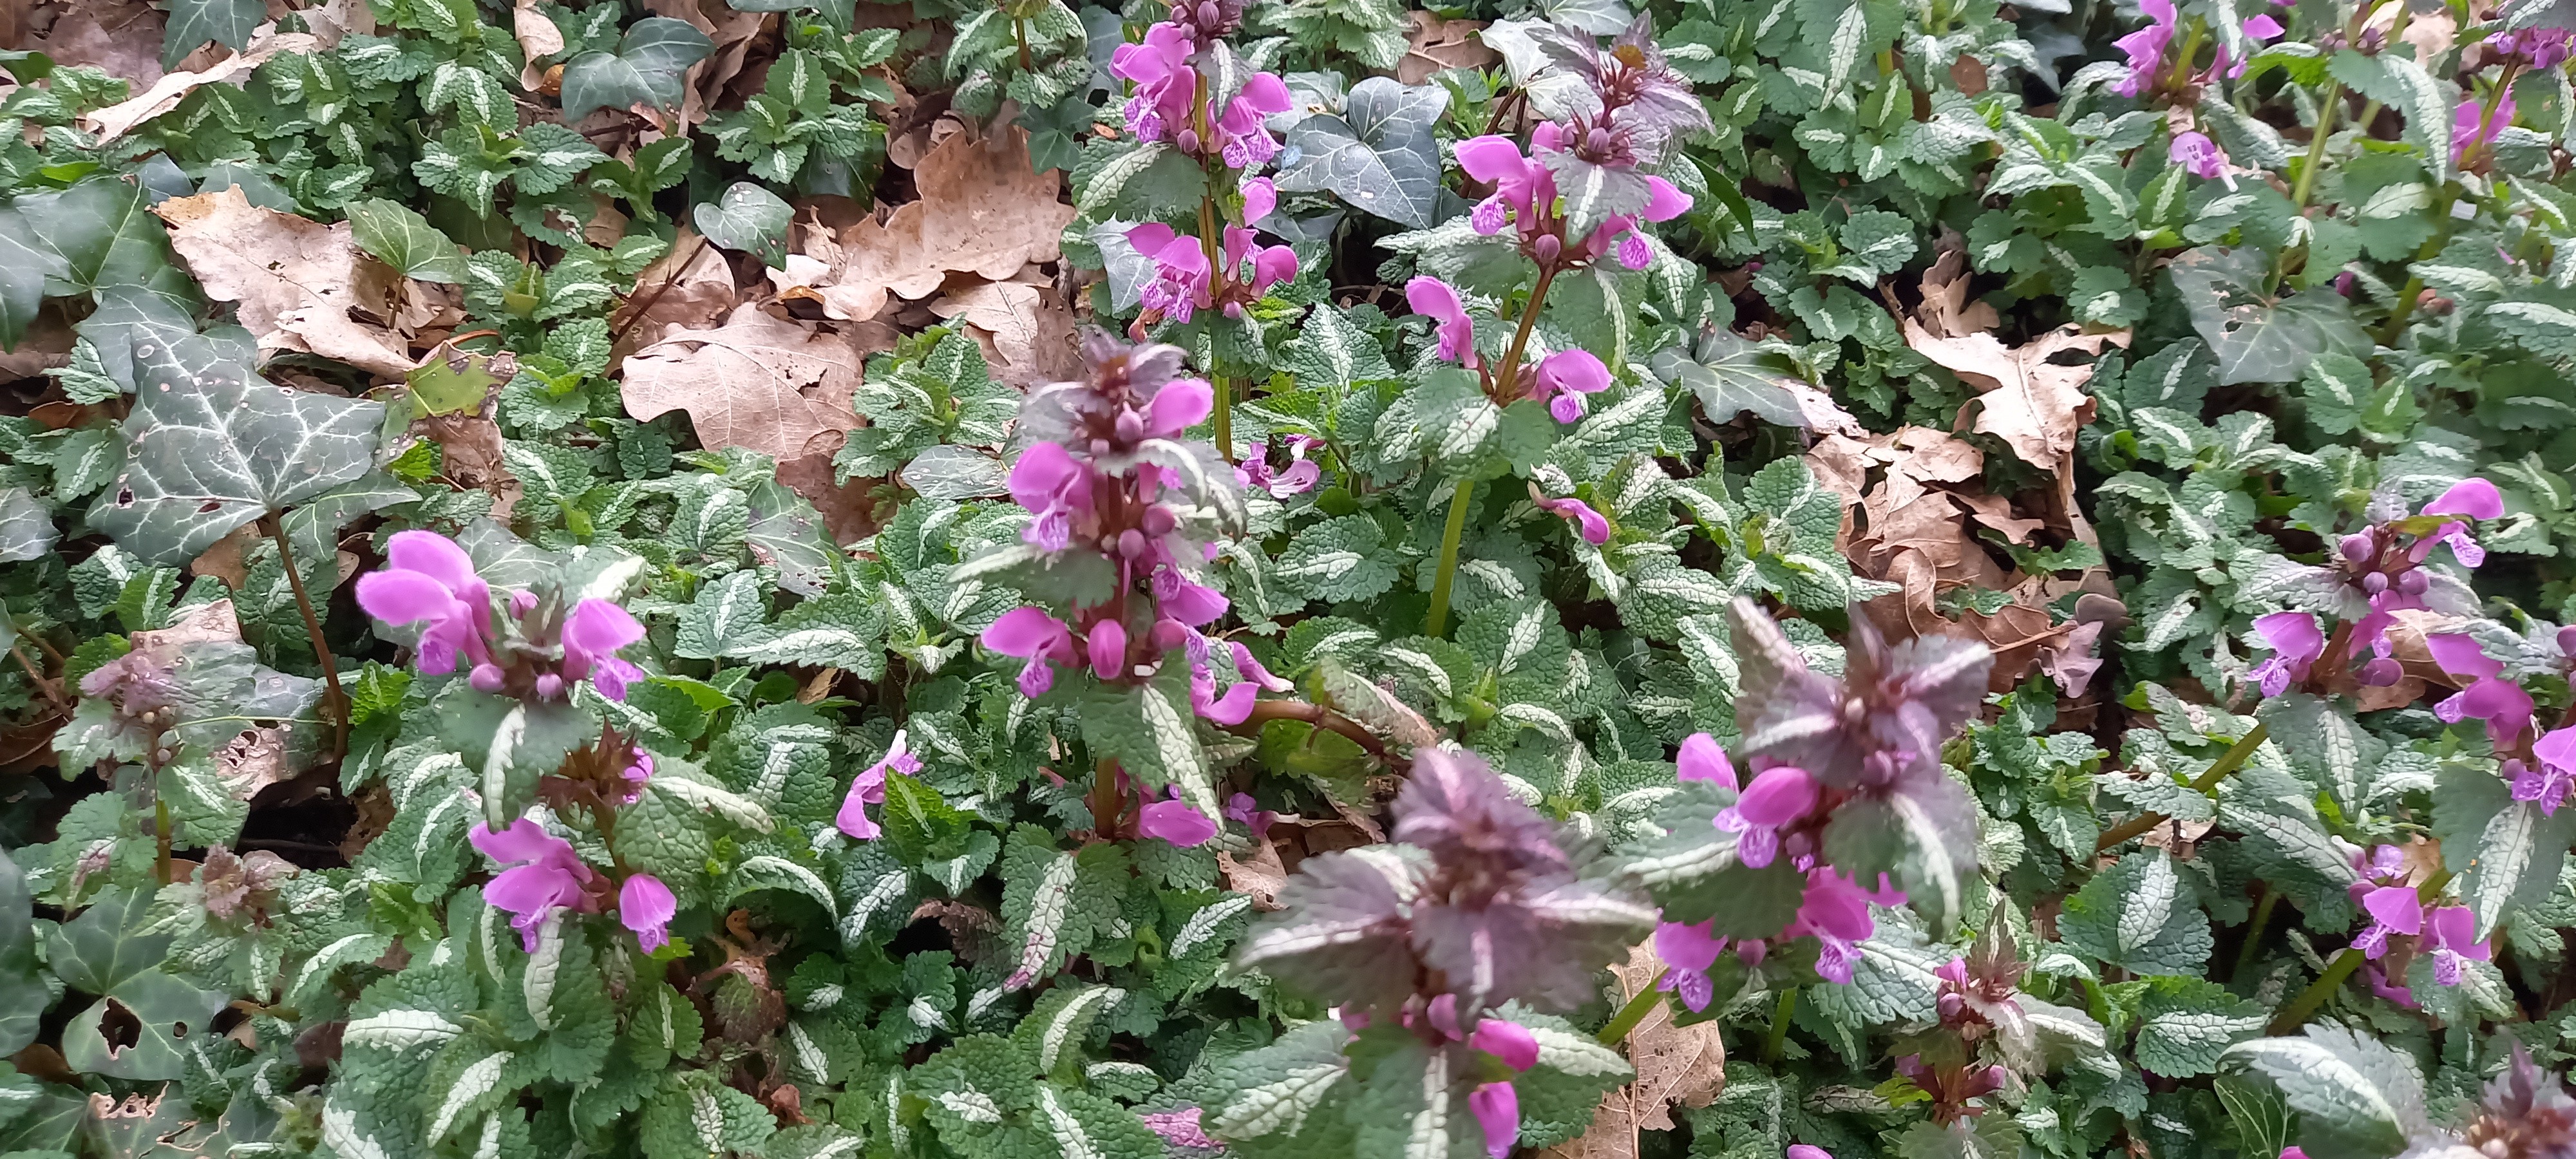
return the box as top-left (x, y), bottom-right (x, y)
top-left (535, 673), bottom-right (565, 699)
top-left (1586, 126), bottom-right (1613, 155)
top-left (470, 663), bottom-right (506, 693)
top-left (1115, 408), bottom-right (1146, 443)
top-left (1937, 992), bottom-right (1967, 1022)
top-left (1150, 618), bottom-right (1191, 652)
top-left (1533, 233), bottom-right (1562, 265)
top-left (1177, 128), bottom-right (1201, 155)
top-left (2362, 572), bottom-right (2388, 595)
top-left (2340, 533), bottom-right (2374, 562)
top-left (2359, 657), bottom-right (2403, 686)
top-left (2558, 625), bottom-right (2576, 658)
top-left (1198, 1), bottom-right (1218, 24)
top-left (1141, 504), bottom-right (1178, 537)
top-left (2398, 569), bottom-right (2430, 595)
top-left (1119, 529), bottom-right (1148, 559)
top-left (1090, 438), bottom-right (1113, 458)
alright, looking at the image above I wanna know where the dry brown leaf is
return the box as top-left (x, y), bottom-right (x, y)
top-left (1953, 491), bottom-right (2042, 545)
top-left (615, 227), bottom-right (743, 351)
top-left (511, 0), bottom-right (565, 62)
top-left (153, 185), bottom-right (416, 377)
top-left (1541, 941), bottom-right (1725, 1159)
top-left (1911, 238), bottom-right (1998, 339)
top-left (294, 0), bottom-right (376, 46)
top-left (931, 278), bottom-right (1078, 388)
top-left (620, 304), bottom-right (884, 462)
top-left (32, 0), bottom-right (167, 88)
top-left (1217, 839), bottom-right (1290, 910)
top-left (190, 523), bottom-right (262, 589)
top-left (786, 127), bottom-right (1076, 323)
top-left (84, 33), bottom-right (317, 142)
top-left (1902, 316), bottom-right (2125, 473)
top-left (1397, 12), bottom-right (1501, 85)
top-left (0, 305), bottom-right (74, 381)
top-left (213, 725), bottom-right (292, 801)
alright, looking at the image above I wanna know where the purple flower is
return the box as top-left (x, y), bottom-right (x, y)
top-left (1469, 1019), bottom-right (1539, 1071)
top-left (469, 818), bottom-right (594, 951)
top-left (1222, 224), bottom-right (1298, 306)
top-left (2521, 727), bottom-right (2576, 814)
top-left (1537, 494), bottom-right (1611, 545)
top-left (2427, 634), bottom-right (2535, 746)
top-left (2247, 611), bottom-right (2323, 697)
top-left (2170, 130), bottom-right (2226, 180)
top-left (1654, 918), bottom-right (1727, 1012)
top-left (1714, 766), bottom-right (1819, 868)
top-left (617, 749), bottom-right (654, 804)
top-left (1788, 1148), bottom-right (1835, 1159)
top-left (2421, 477), bottom-right (2503, 567)
top-left (1458, 135), bottom-right (1552, 239)
top-left (2113, 0), bottom-right (2178, 97)
top-left (2244, 13), bottom-right (2284, 39)
top-left (2494, 25), bottom-right (2575, 68)
top-left (1110, 23), bottom-right (1194, 144)
top-left (1406, 276), bottom-right (1478, 367)
top-left (1189, 639), bottom-right (1290, 726)
top-left (560, 599), bottom-right (644, 701)
top-left (985, 605), bottom-right (1081, 697)
top-left (1010, 440), bottom-right (1092, 551)
top-left (837, 730), bottom-right (920, 840)
top-left (2454, 91), bottom-right (2516, 166)
top-left (2423, 904), bottom-right (2490, 985)
top-left (355, 531), bottom-right (497, 679)
top-left (2352, 883), bottom-right (2422, 960)
top-left (1140, 791), bottom-right (1218, 847)
top-left (1126, 223), bottom-right (1214, 323)
top-left (1469, 1081), bottom-right (1519, 1159)
top-left (1532, 348), bottom-right (1611, 422)
top-left (1789, 867), bottom-right (1899, 985)
top-left (1677, 732), bottom-right (1738, 790)
top-left (1225, 791), bottom-right (1274, 838)
top-left (619, 872), bottom-right (675, 953)
top-left (1238, 435), bottom-right (1323, 497)
top-left (1087, 618), bottom-right (1130, 681)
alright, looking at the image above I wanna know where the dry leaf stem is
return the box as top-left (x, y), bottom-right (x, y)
top-left (1091, 756), bottom-right (1128, 840)
top-left (1426, 264), bottom-right (1558, 637)
top-left (260, 514), bottom-right (349, 759)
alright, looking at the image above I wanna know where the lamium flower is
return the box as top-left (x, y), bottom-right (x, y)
top-left (1531, 348), bottom-right (1611, 422)
top-left (985, 606), bottom-right (1081, 698)
top-left (469, 818), bottom-right (596, 950)
top-left (837, 730), bottom-right (920, 840)
top-left (2454, 91), bottom-right (2517, 166)
top-left (1220, 224), bottom-right (1298, 311)
top-left (1109, 23), bottom-right (1287, 171)
top-left (1140, 789), bottom-right (1220, 847)
top-left (1788, 1148), bottom-right (1835, 1159)
top-left (1468, 1018), bottom-right (1539, 1071)
top-left (1126, 224), bottom-right (1213, 323)
top-left (1789, 867), bottom-right (1904, 984)
top-left (1455, 126), bottom-right (1690, 270)
top-left (2494, 24), bottom-right (2576, 68)
top-left (1141, 1107), bottom-right (1218, 1151)
top-left (2246, 611), bottom-right (2324, 697)
top-left (1188, 637), bottom-right (1292, 726)
top-left (2422, 905), bottom-right (2490, 985)
top-left (1238, 435), bottom-right (1323, 497)
top-left (1225, 791), bottom-right (1274, 838)
top-left (1676, 732), bottom-right (1738, 789)
top-left (2458, 1047), bottom-right (2576, 1157)
top-left (2351, 878), bottom-right (2422, 960)
top-left (2112, 0), bottom-right (2178, 97)
top-left (1654, 918), bottom-right (1729, 1012)
top-left (1469, 1082), bottom-right (1519, 1159)
top-left (559, 599), bottom-right (645, 701)
top-left (2427, 634), bottom-right (2536, 746)
top-left (2420, 476), bottom-right (2505, 567)
top-left (616, 749), bottom-right (654, 805)
top-left (2170, 130), bottom-right (2227, 181)
top-left (2521, 727), bottom-right (2576, 814)
top-left (1895, 1056), bottom-right (2007, 1125)
top-left (1714, 766), bottom-right (1819, 869)
top-left (1540, 15), bottom-right (1714, 162)
top-left (1406, 276), bottom-right (1479, 367)
top-left (619, 872), bottom-right (675, 953)
top-left (1536, 493), bottom-right (1612, 545)
top-left (355, 530), bottom-right (497, 680)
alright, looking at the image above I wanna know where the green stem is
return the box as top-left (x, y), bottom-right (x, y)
top-left (1197, 192), bottom-right (1233, 463)
top-left (263, 514), bottom-right (347, 759)
top-left (1763, 987), bottom-right (1797, 1065)
top-left (2231, 886), bottom-right (2278, 982)
top-left (1423, 479), bottom-right (1476, 638)
top-left (2096, 721), bottom-right (2268, 852)
top-left (1597, 970), bottom-right (1672, 1045)
top-left (2290, 82), bottom-right (2340, 211)
top-left (2268, 948), bottom-right (2364, 1035)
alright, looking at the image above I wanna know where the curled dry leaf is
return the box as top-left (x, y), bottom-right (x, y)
top-left (1217, 838), bottom-right (1289, 910)
top-left (30, 0), bottom-right (168, 89)
top-left (773, 126), bottom-right (1077, 323)
top-left (620, 303), bottom-right (893, 462)
top-left (1397, 12), bottom-right (1501, 86)
top-left (929, 277), bottom-right (1080, 389)
top-left (84, 33), bottom-right (319, 143)
top-left (1540, 940), bottom-right (1724, 1159)
top-left (152, 185), bottom-right (415, 378)
top-left (614, 226), bottom-right (743, 351)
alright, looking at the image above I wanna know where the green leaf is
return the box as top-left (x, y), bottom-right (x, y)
top-left (162, 0), bottom-right (263, 68)
top-left (560, 17), bottom-right (715, 121)
top-left (0, 849), bottom-right (41, 1055)
top-left (1649, 328), bottom-right (1842, 431)
top-left (2168, 247), bottom-right (2370, 386)
top-left (0, 487), bottom-right (54, 565)
top-left (47, 889), bottom-right (228, 1080)
top-left (2432, 761), bottom-right (2576, 939)
top-left (2056, 851), bottom-right (2211, 976)
top-left (346, 198), bottom-right (469, 284)
top-left (1078, 675), bottom-right (1211, 815)
top-left (2219, 1026), bottom-right (2423, 1159)
top-left (2130, 977), bottom-right (2266, 1077)
top-left (1271, 77), bottom-right (1450, 229)
top-left (88, 333), bottom-right (386, 565)
top-left (1275, 513), bottom-right (1403, 603)
top-left (692, 182), bottom-right (793, 269)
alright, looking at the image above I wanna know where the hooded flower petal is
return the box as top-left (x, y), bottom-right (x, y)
top-left (1406, 277), bottom-right (1477, 366)
top-left (1139, 797), bottom-right (1219, 847)
top-left (2425, 477), bottom-right (2504, 520)
top-left (1468, 1019), bottom-right (1539, 1071)
top-left (1537, 495), bottom-right (1611, 544)
top-left (1147, 378), bottom-right (1215, 437)
top-left (619, 873), bottom-right (676, 953)
top-left (1676, 732), bottom-right (1738, 789)
top-left (1468, 1082), bottom-right (1519, 1159)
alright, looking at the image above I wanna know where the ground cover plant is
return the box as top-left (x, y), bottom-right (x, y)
top-left (5, 0), bottom-right (2576, 1153)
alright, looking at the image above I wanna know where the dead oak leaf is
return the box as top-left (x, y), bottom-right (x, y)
top-left (84, 33), bottom-right (318, 143)
top-left (152, 185), bottom-right (415, 379)
top-left (1901, 316), bottom-right (2126, 473)
top-left (620, 304), bottom-right (881, 461)
top-left (1542, 941), bottom-right (1724, 1159)
top-left (789, 126), bottom-right (1076, 323)
top-left (1397, 12), bottom-right (1501, 85)
top-left (931, 278), bottom-right (1079, 389)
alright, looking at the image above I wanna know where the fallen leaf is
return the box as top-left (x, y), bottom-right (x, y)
top-left (1217, 838), bottom-right (1289, 910)
top-left (1953, 491), bottom-right (2043, 545)
top-left (32, 0), bottom-right (167, 89)
top-left (614, 226), bottom-right (743, 351)
top-left (1541, 941), bottom-right (1724, 1159)
top-left (620, 304), bottom-right (887, 462)
top-left (0, 306), bottom-right (74, 381)
top-left (772, 451), bottom-right (888, 547)
top-left (190, 523), bottom-right (261, 589)
top-left (2039, 617), bottom-right (2105, 698)
top-left (930, 278), bottom-right (1078, 388)
top-left (294, 0), bottom-right (376, 46)
top-left (512, 0), bottom-right (565, 63)
top-left (134, 598), bottom-right (247, 655)
top-left (1909, 236), bottom-right (1999, 340)
top-left (784, 126), bottom-right (1077, 323)
top-left (1397, 12), bottom-right (1501, 85)
top-left (1902, 315), bottom-right (2125, 473)
top-left (214, 725), bottom-right (292, 800)
top-left (153, 185), bottom-right (416, 378)
top-left (83, 33), bottom-right (319, 142)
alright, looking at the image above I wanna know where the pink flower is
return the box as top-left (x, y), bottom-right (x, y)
top-left (1677, 732), bottom-right (1738, 790)
top-left (469, 818), bottom-right (594, 951)
top-left (1225, 791), bottom-right (1274, 838)
top-left (2427, 634), bottom-right (2535, 746)
top-left (1714, 766), bottom-right (1819, 868)
top-left (355, 531), bottom-right (497, 680)
top-left (560, 599), bottom-right (645, 701)
top-left (1086, 618), bottom-right (1130, 680)
top-left (2421, 477), bottom-right (2503, 567)
top-left (1139, 791), bottom-right (1218, 847)
top-left (1531, 348), bottom-right (1611, 423)
top-left (2351, 882), bottom-right (2421, 960)
top-left (2453, 91), bottom-right (2515, 166)
top-left (2494, 26), bottom-right (2575, 68)
top-left (619, 872), bottom-right (676, 953)
top-left (1189, 639), bottom-right (1291, 726)
top-left (1537, 495), bottom-right (1611, 545)
top-left (2247, 611), bottom-right (2322, 697)
top-left (1213, 72), bottom-right (1289, 170)
top-left (1406, 276), bottom-right (1478, 367)
top-left (2422, 905), bottom-right (2490, 985)
top-left (1110, 23), bottom-right (1195, 144)
top-left (1222, 225), bottom-right (1298, 305)
top-left (2243, 14), bottom-right (2284, 40)
top-left (1146, 378), bottom-right (1215, 438)
top-left (1009, 440), bottom-right (1093, 551)
top-left (1469, 1019), bottom-right (1539, 1071)
top-left (1127, 224), bottom-right (1214, 323)
top-left (1469, 1081), bottom-right (1519, 1159)
top-left (985, 606), bottom-right (1081, 697)
top-left (1457, 135), bottom-right (1550, 236)
top-left (1790, 868), bottom-right (1903, 985)
top-left (2170, 130), bottom-right (2226, 180)
top-left (1238, 435), bottom-right (1323, 497)
top-left (1654, 919), bottom-right (1727, 1012)
top-left (1788, 1148), bottom-right (1835, 1159)
top-left (2521, 728), bottom-right (2576, 814)
top-left (2112, 0), bottom-right (2178, 97)
top-left (837, 730), bottom-right (920, 840)
top-left (1240, 177), bottom-right (1278, 228)
top-left (617, 750), bottom-right (654, 804)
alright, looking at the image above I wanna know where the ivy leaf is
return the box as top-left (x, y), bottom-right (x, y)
top-left (1271, 77), bottom-right (1450, 229)
top-left (2056, 851), bottom-right (2211, 976)
top-left (0, 848), bottom-right (40, 1055)
top-left (2168, 247), bottom-right (2371, 386)
top-left (560, 17), bottom-right (715, 121)
top-left (88, 333), bottom-right (386, 566)
top-left (0, 487), bottom-right (54, 565)
top-left (1649, 328), bottom-right (1855, 433)
top-left (163, 0), bottom-right (263, 68)
top-left (46, 889), bottom-right (229, 1080)
top-left (346, 198), bottom-right (469, 284)
top-left (692, 182), bottom-right (793, 269)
